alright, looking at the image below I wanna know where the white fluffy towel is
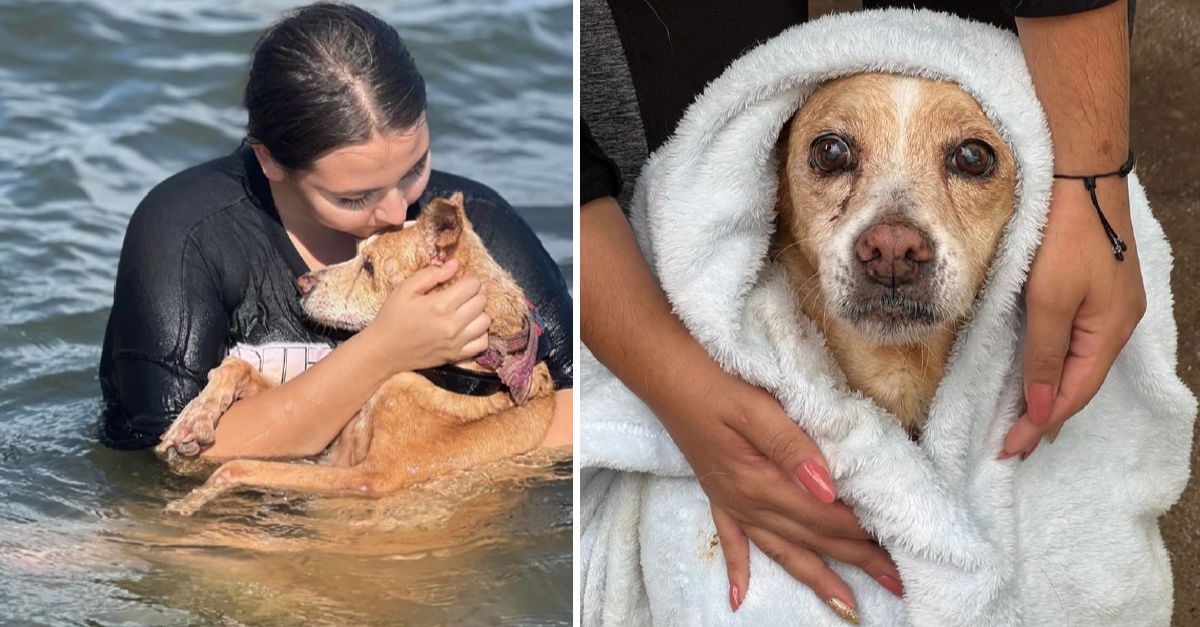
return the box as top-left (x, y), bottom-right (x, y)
top-left (580, 8), bottom-right (1196, 627)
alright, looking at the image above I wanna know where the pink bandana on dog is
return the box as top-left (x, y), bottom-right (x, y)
top-left (476, 302), bottom-right (544, 405)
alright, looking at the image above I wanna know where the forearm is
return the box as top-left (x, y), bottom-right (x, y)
top-left (540, 389), bottom-right (573, 448)
top-left (202, 326), bottom-right (395, 459)
top-left (1017, 0), bottom-right (1129, 172)
top-left (580, 197), bottom-right (723, 425)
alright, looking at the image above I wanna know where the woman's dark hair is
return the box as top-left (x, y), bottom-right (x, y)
top-left (244, 2), bottom-right (427, 170)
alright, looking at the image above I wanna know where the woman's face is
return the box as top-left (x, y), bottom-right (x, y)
top-left (261, 120), bottom-right (433, 240)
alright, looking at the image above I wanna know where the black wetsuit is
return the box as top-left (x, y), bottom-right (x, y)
top-left (99, 144), bottom-right (573, 450)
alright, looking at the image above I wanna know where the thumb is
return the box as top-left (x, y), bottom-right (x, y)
top-left (396, 258), bottom-right (459, 295)
top-left (731, 388), bottom-right (836, 504)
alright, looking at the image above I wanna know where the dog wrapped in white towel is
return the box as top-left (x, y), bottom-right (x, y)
top-left (580, 8), bottom-right (1196, 626)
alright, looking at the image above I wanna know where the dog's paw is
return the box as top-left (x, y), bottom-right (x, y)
top-left (164, 494), bottom-right (202, 517)
top-left (156, 395), bottom-right (229, 460)
top-left (154, 430), bottom-right (196, 461)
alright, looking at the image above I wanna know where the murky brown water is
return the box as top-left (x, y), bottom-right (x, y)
top-left (3, 449), bottom-right (570, 625)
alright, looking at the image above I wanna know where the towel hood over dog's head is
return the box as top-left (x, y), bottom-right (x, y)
top-left (580, 8), bottom-right (1195, 626)
top-left (630, 9), bottom-right (1054, 370)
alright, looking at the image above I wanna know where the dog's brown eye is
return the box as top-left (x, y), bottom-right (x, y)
top-left (810, 134), bottom-right (854, 174)
top-left (949, 140), bottom-right (995, 178)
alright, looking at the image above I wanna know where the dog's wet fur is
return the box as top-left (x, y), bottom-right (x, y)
top-left (156, 193), bottom-right (555, 515)
top-left (772, 73), bottom-right (1016, 432)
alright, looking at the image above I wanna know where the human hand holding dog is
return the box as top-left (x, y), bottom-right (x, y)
top-left (1005, 178), bottom-right (1143, 458)
top-left (365, 258), bottom-right (492, 374)
top-left (1006, 0), bottom-right (1142, 458)
top-left (694, 375), bottom-right (906, 616)
top-left (582, 198), bottom-right (902, 617)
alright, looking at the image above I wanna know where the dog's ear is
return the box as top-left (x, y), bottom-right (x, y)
top-left (424, 192), bottom-right (465, 264)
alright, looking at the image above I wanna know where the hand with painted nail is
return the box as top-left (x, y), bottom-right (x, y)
top-left (1002, 178), bottom-right (1144, 460)
top-left (683, 370), bottom-right (904, 621)
top-left (1004, 2), bottom-right (1142, 461)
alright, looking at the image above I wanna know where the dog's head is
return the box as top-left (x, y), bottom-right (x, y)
top-left (298, 193), bottom-right (470, 331)
top-left (774, 73), bottom-right (1016, 345)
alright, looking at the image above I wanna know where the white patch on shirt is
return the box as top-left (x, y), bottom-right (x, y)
top-left (228, 342), bottom-right (333, 385)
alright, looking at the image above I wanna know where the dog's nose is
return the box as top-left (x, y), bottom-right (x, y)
top-left (297, 273), bottom-right (317, 296)
top-left (854, 223), bottom-right (933, 286)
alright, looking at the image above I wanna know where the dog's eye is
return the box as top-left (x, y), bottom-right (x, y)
top-left (361, 257), bottom-right (375, 278)
top-left (810, 134), bottom-right (854, 175)
top-left (949, 140), bottom-right (995, 178)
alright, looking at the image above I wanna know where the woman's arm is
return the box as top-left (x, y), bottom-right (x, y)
top-left (201, 324), bottom-right (394, 458)
top-left (202, 260), bottom-right (490, 458)
top-left (1004, 0), bottom-right (1144, 457)
top-left (541, 390), bottom-right (573, 448)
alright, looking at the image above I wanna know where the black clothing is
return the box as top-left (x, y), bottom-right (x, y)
top-left (581, 120), bottom-right (622, 206)
top-left (605, 1), bottom-right (808, 155)
top-left (100, 144), bottom-right (572, 450)
top-left (998, 0), bottom-right (1126, 18)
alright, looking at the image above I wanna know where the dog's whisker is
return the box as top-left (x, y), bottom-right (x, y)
top-left (799, 282), bottom-right (825, 322)
top-left (799, 280), bottom-right (822, 307)
top-left (771, 239), bottom-right (804, 263)
top-left (794, 272), bottom-right (821, 297)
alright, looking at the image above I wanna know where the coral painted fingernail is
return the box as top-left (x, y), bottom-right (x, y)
top-left (876, 574), bottom-right (904, 597)
top-left (826, 597), bottom-right (860, 624)
top-left (798, 460), bottom-right (837, 504)
top-left (730, 584), bottom-right (741, 612)
top-left (1046, 424), bottom-right (1063, 444)
top-left (1020, 441), bottom-right (1040, 462)
top-left (1028, 383), bottom-right (1054, 426)
top-left (997, 448), bottom-right (1017, 461)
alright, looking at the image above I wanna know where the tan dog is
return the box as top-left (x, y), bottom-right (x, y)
top-left (772, 73), bottom-right (1016, 433)
top-left (155, 193), bottom-right (555, 514)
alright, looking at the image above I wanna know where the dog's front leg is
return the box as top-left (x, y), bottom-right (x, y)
top-left (156, 356), bottom-right (276, 468)
top-left (165, 459), bottom-right (380, 516)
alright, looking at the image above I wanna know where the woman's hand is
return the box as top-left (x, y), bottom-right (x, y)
top-left (1003, 178), bottom-right (1144, 458)
top-left (365, 258), bottom-right (492, 375)
top-left (1008, 0), bottom-right (1140, 458)
top-left (582, 197), bottom-right (901, 617)
top-left (670, 362), bottom-right (905, 614)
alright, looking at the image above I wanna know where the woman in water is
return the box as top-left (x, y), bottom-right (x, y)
top-left (99, 3), bottom-right (572, 459)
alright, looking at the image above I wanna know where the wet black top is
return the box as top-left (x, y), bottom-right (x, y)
top-left (99, 145), bottom-right (573, 450)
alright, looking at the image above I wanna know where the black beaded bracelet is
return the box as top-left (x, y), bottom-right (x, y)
top-left (1053, 151), bottom-right (1136, 261)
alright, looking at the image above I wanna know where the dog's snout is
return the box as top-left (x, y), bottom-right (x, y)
top-left (855, 223), bottom-right (933, 285)
top-left (297, 273), bottom-right (317, 296)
